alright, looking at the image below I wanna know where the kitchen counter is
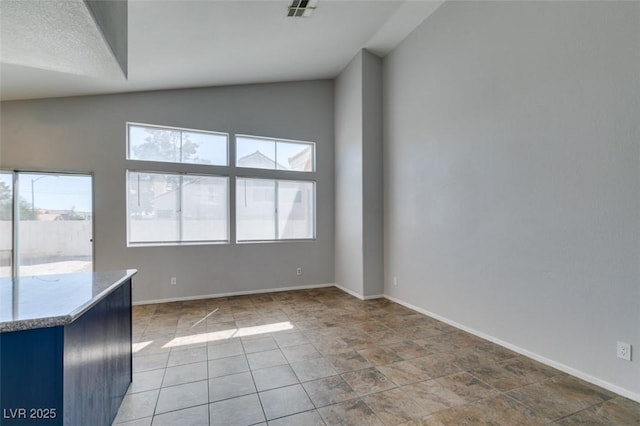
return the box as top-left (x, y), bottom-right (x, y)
top-left (0, 269), bottom-right (137, 333)
top-left (0, 270), bottom-right (136, 426)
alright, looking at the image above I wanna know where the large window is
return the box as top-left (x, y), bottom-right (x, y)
top-left (125, 124), bottom-right (316, 246)
top-left (236, 178), bottom-right (315, 242)
top-left (127, 172), bottom-right (228, 245)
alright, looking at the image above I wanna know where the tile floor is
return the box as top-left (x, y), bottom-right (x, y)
top-left (113, 287), bottom-right (640, 425)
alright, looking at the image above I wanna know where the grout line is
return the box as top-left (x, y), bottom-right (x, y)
top-left (206, 339), bottom-right (211, 426)
top-left (239, 336), bottom-right (269, 424)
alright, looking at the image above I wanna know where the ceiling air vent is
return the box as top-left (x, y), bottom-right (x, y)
top-left (287, 0), bottom-right (318, 17)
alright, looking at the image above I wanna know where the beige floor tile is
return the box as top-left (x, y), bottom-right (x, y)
top-left (341, 367), bottom-right (396, 396)
top-left (435, 372), bottom-right (499, 403)
top-left (113, 390), bottom-right (159, 423)
top-left (130, 369), bottom-right (165, 394)
top-left (290, 357), bottom-right (338, 382)
top-left (362, 388), bottom-right (431, 424)
top-left (281, 343), bottom-right (323, 363)
top-left (358, 346), bottom-right (404, 366)
top-left (207, 340), bottom-right (244, 360)
top-left (267, 409), bottom-right (325, 426)
top-left (407, 353), bottom-right (461, 379)
top-left (209, 393), bottom-right (266, 426)
top-left (507, 375), bottom-right (616, 421)
top-left (401, 380), bottom-right (468, 414)
top-left (376, 360), bottom-right (431, 386)
top-left (150, 404), bottom-right (209, 426)
top-left (133, 353), bottom-right (169, 373)
top-left (274, 331), bottom-right (310, 348)
top-left (115, 418), bottom-right (152, 426)
top-left (325, 351), bottom-right (373, 373)
top-left (167, 346), bottom-right (207, 367)
top-left (155, 380), bottom-right (209, 414)
top-left (208, 354), bottom-right (249, 378)
top-left (554, 396), bottom-right (640, 425)
top-left (162, 361), bottom-right (208, 387)
top-left (247, 349), bottom-right (288, 370)
top-left (253, 364), bottom-right (300, 391)
top-left (385, 341), bottom-right (433, 360)
top-left (208, 371), bottom-right (256, 402)
top-left (259, 384), bottom-right (315, 420)
top-left (242, 336), bottom-right (279, 353)
top-left (303, 375), bottom-right (358, 408)
top-left (318, 399), bottom-right (384, 426)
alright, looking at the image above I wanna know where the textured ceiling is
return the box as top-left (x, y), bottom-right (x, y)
top-left (0, 0), bottom-right (444, 101)
top-left (1, 0), bottom-right (125, 79)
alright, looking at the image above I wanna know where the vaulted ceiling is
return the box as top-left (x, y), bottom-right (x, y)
top-left (0, 0), bottom-right (443, 101)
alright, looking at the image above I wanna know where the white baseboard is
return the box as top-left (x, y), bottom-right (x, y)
top-left (333, 284), bottom-right (364, 300)
top-left (333, 284), bottom-right (384, 300)
top-left (133, 283), bottom-right (335, 306)
top-left (384, 294), bottom-right (640, 403)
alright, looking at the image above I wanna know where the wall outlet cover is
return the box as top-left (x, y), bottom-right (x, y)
top-left (617, 341), bottom-right (631, 361)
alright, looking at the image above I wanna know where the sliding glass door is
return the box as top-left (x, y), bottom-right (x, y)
top-left (0, 172), bottom-right (13, 278)
top-left (1, 171), bottom-right (93, 276)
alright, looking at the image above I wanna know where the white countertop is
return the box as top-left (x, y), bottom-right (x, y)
top-left (0, 269), bottom-right (137, 333)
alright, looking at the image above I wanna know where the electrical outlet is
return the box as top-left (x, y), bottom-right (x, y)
top-left (296, 267), bottom-right (302, 276)
top-left (170, 277), bottom-right (177, 286)
top-left (617, 341), bottom-right (631, 361)
top-left (393, 276), bottom-right (398, 286)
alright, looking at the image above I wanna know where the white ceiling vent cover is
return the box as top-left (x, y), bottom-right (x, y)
top-left (287, 0), bottom-right (318, 17)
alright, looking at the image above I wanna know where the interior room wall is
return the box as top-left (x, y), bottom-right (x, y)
top-left (334, 50), bottom-right (384, 299)
top-left (361, 50), bottom-right (384, 298)
top-left (0, 80), bottom-right (335, 303)
top-left (335, 52), bottom-right (365, 297)
top-left (383, 0), bottom-right (640, 399)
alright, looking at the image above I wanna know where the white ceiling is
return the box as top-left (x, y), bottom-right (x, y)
top-left (0, 0), bottom-right (443, 101)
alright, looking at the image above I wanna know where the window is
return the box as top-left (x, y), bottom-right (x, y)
top-left (236, 135), bottom-right (314, 172)
top-left (235, 135), bottom-right (316, 242)
top-left (128, 123), bottom-right (228, 166)
top-left (127, 171), bottom-right (228, 245)
top-left (236, 178), bottom-right (315, 242)
top-left (0, 171), bottom-right (93, 276)
top-left (126, 122), bottom-right (230, 246)
top-left (125, 124), bottom-right (316, 245)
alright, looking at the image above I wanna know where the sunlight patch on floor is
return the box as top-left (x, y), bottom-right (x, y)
top-left (162, 321), bottom-right (294, 349)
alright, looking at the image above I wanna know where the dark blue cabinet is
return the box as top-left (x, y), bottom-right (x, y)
top-left (1, 278), bottom-right (132, 426)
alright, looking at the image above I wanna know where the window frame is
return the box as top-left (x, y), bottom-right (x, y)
top-left (235, 133), bottom-right (316, 173)
top-left (235, 176), bottom-right (316, 243)
top-left (126, 121), bottom-right (230, 166)
top-left (124, 124), bottom-right (318, 247)
top-left (126, 170), bottom-right (230, 247)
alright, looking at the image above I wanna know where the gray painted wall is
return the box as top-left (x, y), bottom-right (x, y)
top-left (335, 53), bottom-right (364, 296)
top-left (0, 80), bottom-right (335, 303)
top-left (334, 50), bottom-right (384, 298)
top-left (361, 50), bottom-right (384, 298)
top-left (384, 1), bottom-right (640, 397)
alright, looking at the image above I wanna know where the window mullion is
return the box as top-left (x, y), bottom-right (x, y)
top-left (179, 175), bottom-right (184, 242)
top-left (11, 172), bottom-right (18, 277)
top-left (274, 180), bottom-right (279, 240)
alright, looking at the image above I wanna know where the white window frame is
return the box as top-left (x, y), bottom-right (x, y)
top-left (234, 133), bottom-right (317, 244)
top-left (127, 121), bottom-right (230, 166)
top-left (126, 170), bottom-right (230, 247)
top-left (124, 124), bottom-right (318, 246)
top-left (235, 133), bottom-right (316, 172)
top-left (235, 177), bottom-right (316, 243)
